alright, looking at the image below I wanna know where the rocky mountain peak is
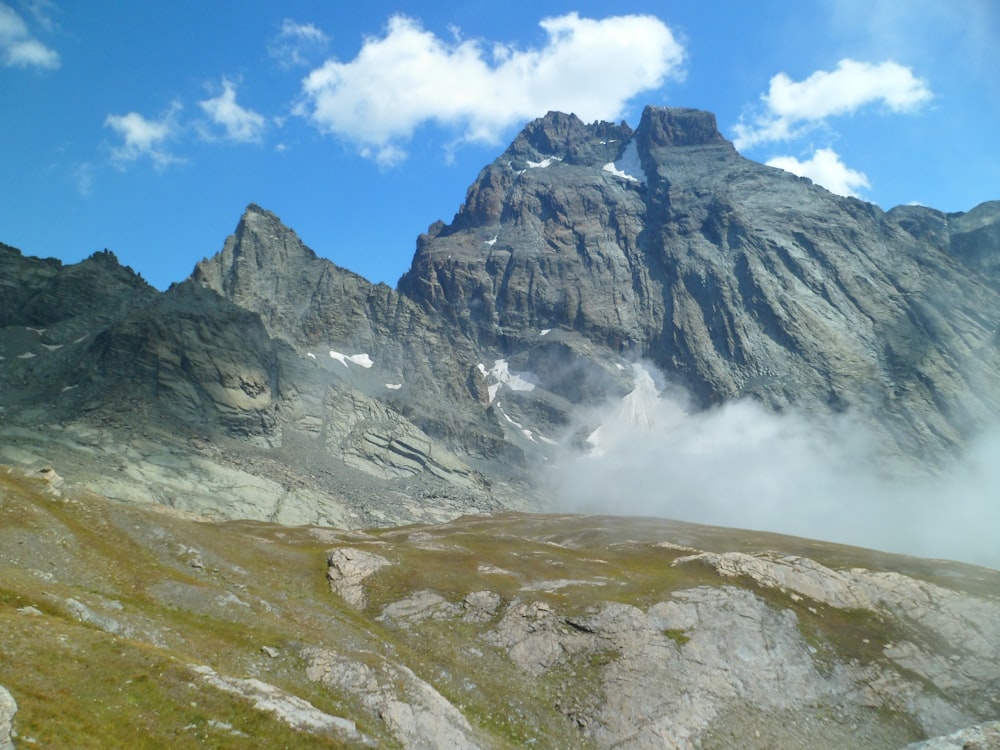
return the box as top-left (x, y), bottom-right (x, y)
top-left (190, 204), bottom-right (382, 348)
top-left (635, 105), bottom-right (730, 148)
top-left (193, 203), bottom-right (318, 292)
top-left (508, 110), bottom-right (633, 163)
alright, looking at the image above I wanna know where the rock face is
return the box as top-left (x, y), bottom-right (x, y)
top-left (3, 106), bottom-right (1000, 525)
top-left (399, 106), bottom-right (1000, 463)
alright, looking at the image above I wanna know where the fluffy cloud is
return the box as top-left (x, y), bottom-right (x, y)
top-left (104, 102), bottom-right (184, 169)
top-left (766, 148), bottom-right (871, 198)
top-left (298, 13), bottom-right (684, 164)
top-left (733, 59), bottom-right (931, 150)
top-left (0, 1), bottom-right (59, 69)
top-left (198, 79), bottom-right (267, 143)
top-left (268, 18), bottom-right (328, 68)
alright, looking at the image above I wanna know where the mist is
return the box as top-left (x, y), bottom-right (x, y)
top-left (549, 364), bottom-right (1000, 571)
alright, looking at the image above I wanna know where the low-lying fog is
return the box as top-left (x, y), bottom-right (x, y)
top-left (551, 365), bottom-right (1000, 571)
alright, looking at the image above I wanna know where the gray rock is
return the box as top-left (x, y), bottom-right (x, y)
top-left (5, 104), bottom-right (1000, 527)
top-left (325, 547), bottom-right (392, 609)
top-left (190, 664), bottom-right (366, 742)
top-left (304, 647), bottom-right (482, 749)
top-left (377, 590), bottom-right (461, 627)
top-left (400, 106), bottom-right (1000, 467)
top-left (64, 597), bottom-right (131, 637)
top-left (905, 720), bottom-right (1000, 749)
top-left (0, 685), bottom-right (15, 750)
top-left (462, 590), bottom-right (502, 622)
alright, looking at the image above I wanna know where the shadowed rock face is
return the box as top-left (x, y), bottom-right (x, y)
top-left (2, 107), bottom-right (1000, 525)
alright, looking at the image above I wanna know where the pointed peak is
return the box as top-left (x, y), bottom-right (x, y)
top-left (242, 202), bottom-right (277, 220)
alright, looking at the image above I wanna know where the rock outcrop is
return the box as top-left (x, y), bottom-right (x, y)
top-left (0, 685), bottom-right (15, 750)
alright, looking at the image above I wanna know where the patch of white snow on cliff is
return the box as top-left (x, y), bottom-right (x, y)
top-left (478, 359), bottom-right (538, 403)
top-left (602, 140), bottom-right (646, 185)
top-left (527, 156), bottom-right (562, 169)
top-left (329, 351), bottom-right (374, 368)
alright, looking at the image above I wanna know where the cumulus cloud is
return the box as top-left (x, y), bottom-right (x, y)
top-left (198, 79), bottom-right (267, 143)
top-left (297, 13), bottom-right (684, 164)
top-left (104, 102), bottom-right (184, 169)
top-left (733, 59), bottom-right (931, 150)
top-left (0, 1), bottom-right (59, 69)
top-left (550, 364), bottom-right (1000, 571)
top-left (268, 18), bottom-right (329, 68)
top-left (766, 148), bottom-right (871, 197)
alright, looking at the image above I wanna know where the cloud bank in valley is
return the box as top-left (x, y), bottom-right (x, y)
top-left (550, 364), bottom-right (1000, 571)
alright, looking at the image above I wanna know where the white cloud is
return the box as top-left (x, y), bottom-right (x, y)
top-left (198, 79), bottom-right (267, 143)
top-left (269, 18), bottom-right (328, 68)
top-left (552, 364), bottom-right (1000, 570)
top-left (733, 59), bottom-right (931, 150)
top-left (73, 161), bottom-right (95, 196)
top-left (104, 102), bottom-right (184, 169)
top-left (0, 1), bottom-right (59, 69)
top-left (298, 13), bottom-right (684, 163)
top-left (766, 148), bottom-right (871, 198)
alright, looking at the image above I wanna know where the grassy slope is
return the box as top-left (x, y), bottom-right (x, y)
top-left (2, 467), bottom-right (998, 748)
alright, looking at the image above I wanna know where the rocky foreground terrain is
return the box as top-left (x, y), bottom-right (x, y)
top-left (2, 106), bottom-right (1000, 747)
top-left (1, 466), bottom-right (999, 749)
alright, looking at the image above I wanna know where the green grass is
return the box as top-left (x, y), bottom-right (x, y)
top-left (3, 471), bottom-right (998, 748)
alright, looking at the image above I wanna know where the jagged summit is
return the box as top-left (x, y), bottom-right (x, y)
top-left (192, 204), bottom-right (318, 296)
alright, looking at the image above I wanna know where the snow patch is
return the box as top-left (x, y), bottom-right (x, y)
top-left (385, 383), bottom-right (402, 390)
top-left (17, 352), bottom-right (36, 359)
top-left (478, 359), bottom-right (538, 402)
top-left (500, 409), bottom-right (537, 443)
top-left (329, 351), bottom-right (374, 368)
top-left (526, 156), bottom-right (562, 169)
top-left (602, 140), bottom-right (647, 185)
top-left (61, 385), bottom-right (78, 392)
top-left (587, 364), bottom-right (676, 455)
top-left (41, 343), bottom-right (63, 352)
top-left (306, 352), bottom-right (316, 359)
top-left (539, 329), bottom-right (551, 336)
top-left (485, 235), bottom-right (498, 246)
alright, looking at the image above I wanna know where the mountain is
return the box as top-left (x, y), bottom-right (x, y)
top-left (6, 107), bottom-right (999, 523)
top-left (399, 107), bottom-right (1000, 462)
top-left (2, 105), bottom-right (1000, 747)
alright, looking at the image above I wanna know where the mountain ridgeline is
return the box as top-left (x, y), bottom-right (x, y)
top-left (2, 106), bottom-right (1000, 527)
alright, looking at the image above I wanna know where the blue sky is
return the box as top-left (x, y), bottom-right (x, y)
top-left (2, 0), bottom-right (997, 290)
